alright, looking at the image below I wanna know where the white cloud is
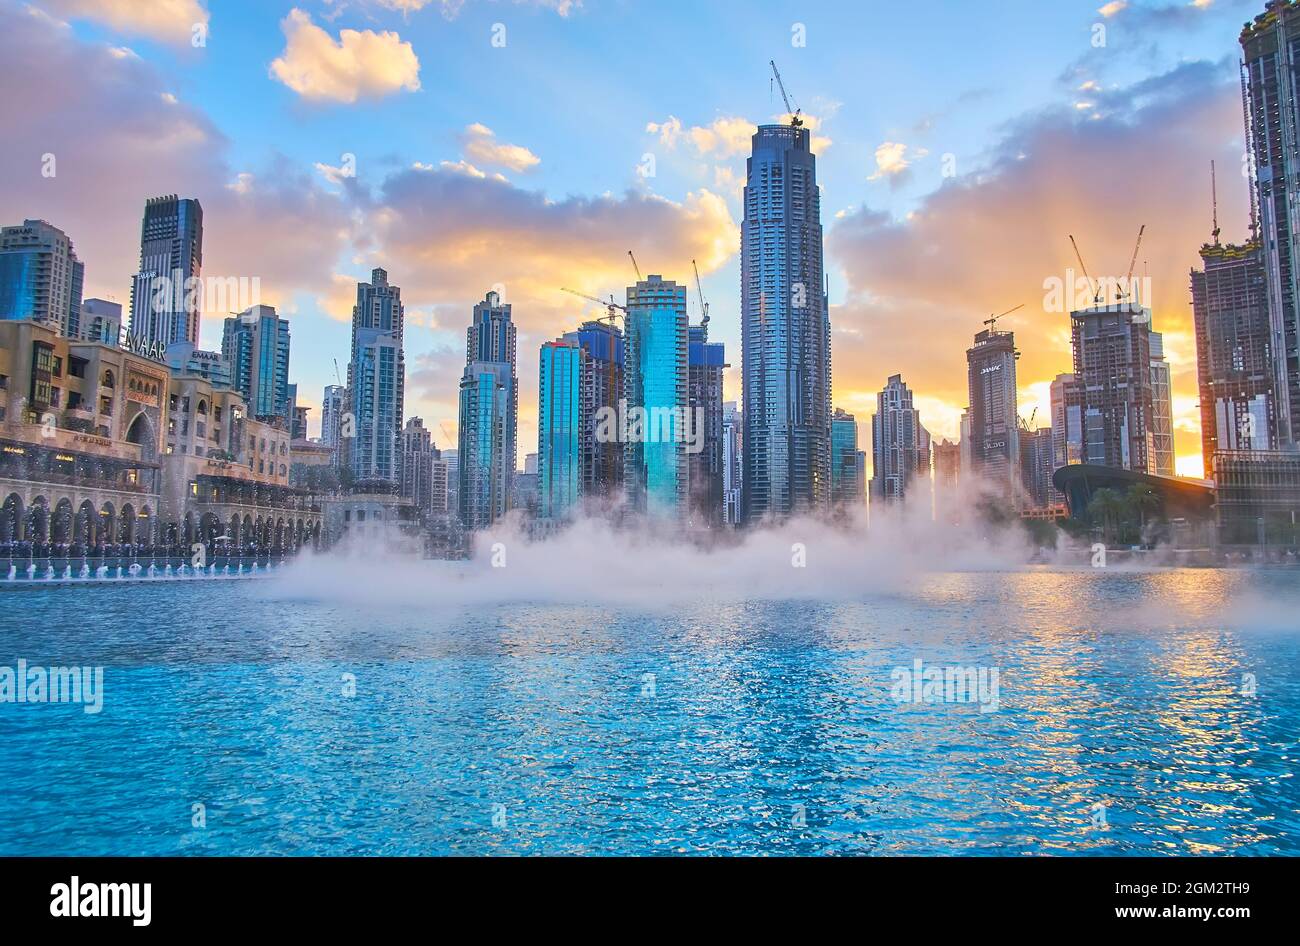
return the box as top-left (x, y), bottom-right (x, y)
top-left (42, 0), bottom-right (209, 46)
top-left (868, 141), bottom-right (912, 181)
top-left (270, 9), bottom-right (421, 104)
top-left (646, 115), bottom-right (755, 158)
top-left (460, 123), bottom-right (540, 173)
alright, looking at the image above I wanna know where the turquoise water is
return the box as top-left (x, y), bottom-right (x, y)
top-left (1, 567), bottom-right (1298, 855)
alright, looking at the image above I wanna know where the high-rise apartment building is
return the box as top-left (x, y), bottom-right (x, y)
top-left (966, 328), bottom-right (1020, 495)
top-left (80, 298), bottom-right (121, 345)
top-left (741, 122), bottom-right (831, 523)
top-left (831, 408), bottom-right (864, 506)
top-left (1019, 426), bottom-right (1058, 512)
top-left (458, 290), bottom-right (517, 529)
top-left (870, 375), bottom-right (930, 503)
top-left (722, 401), bottom-right (742, 526)
top-left (401, 417), bottom-right (439, 519)
top-left (561, 320), bottom-right (624, 499)
top-left (1191, 239), bottom-right (1277, 477)
top-left (687, 321), bottom-right (726, 526)
top-left (623, 275), bottom-right (688, 518)
top-left (538, 339), bottom-right (582, 519)
top-left (128, 196), bottom-right (203, 347)
top-left (348, 268), bottom-right (405, 483)
top-left (321, 384), bottom-right (346, 463)
top-left (222, 305), bottom-right (290, 423)
top-left (1149, 332), bottom-right (1176, 476)
top-left (0, 219), bottom-right (84, 337)
top-left (1049, 373), bottom-right (1083, 472)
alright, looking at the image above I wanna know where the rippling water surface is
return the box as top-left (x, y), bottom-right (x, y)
top-left (1, 567), bottom-right (1298, 855)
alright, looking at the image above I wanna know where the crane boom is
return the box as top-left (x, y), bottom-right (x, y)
top-left (692, 258), bottom-right (709, 326)
top-left (561, 287), bottom-right (626, 323)
top-left (628, 250), bottom-right (641, 281)
top-left (984, 303), bottom-right (1023, 331)
top-left (1069, 234), bottom-right (1101, 305)
top-left (769, 60), bottom-right (802, 127)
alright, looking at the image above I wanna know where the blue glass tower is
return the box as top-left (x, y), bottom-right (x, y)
top-left (741, 123), bottom-right (832, 523)
top-left (624, 275), bottom-right (688, 518)
top-left (221, 304), bottom-right (291, 423)
top-left (537, 340), bottom-right (582, 519)
top-left (562, 319), bottom-right (624, 498)
top-left (0, 219), bottom-right (84, 337)
top-left (458, 290), bottom-right (517, 529)
top-left (128, 196), bottom-right (203, 347)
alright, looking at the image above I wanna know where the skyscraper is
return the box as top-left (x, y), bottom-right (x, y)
top-left (222, 305), bottom-right (291, 423)
top-left (1069, 303), bottom-right (1157, 473)
top-left (1242, 5), bottom-right (1300, 445)
top-left (741, 121), bottom-right (832, 523)
top-left (687, 321), bottom-right (727, 526)
top-left (80, 298), bottom-right (122, 345)
top-left (1149, 331), bottom-right (1176, 476)
top-left (831, 407), bottom-right (864, 506)
top-left (870, 376), bottom-right (930, 503)
top-left (722, 401), bottom-right (743, 526)
top-left (1019, 426), bottom-right (1058, 512)
top-left (538, 339), bottom-right (582, 519)
top-left (561, 319), bottom-right (624, 499)
top-left (458, 290), bottom-right (517, 529)
top-left (401, 417), bottom-right (438, 519)
top-left (348, 268), bottom-right (405, 482)
top-left (128, 196), bottom-right (203, 347)
top-left (623, 275), bottom-right (688, 518)
top-left (966, 327), bottom-right (1020, 495)
top-left (1049, 373), bottom-right (1083, 471)
top-left (321, 384), bottom-right (346, 464)
top-left (0, 219), bottom-right (84, 337)
top-left (1191, 238), bottom-right (1277, 477)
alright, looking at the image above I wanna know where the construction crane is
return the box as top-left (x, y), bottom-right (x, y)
top-left (561, 287), bottom-right (626, 325)
top-left (1018, 407), bottom-right (1039, 433)
top-left (692, 258), bottom-right (710, 326)
top-left (1122, 224), bottom-right (1146, 305)
top-left (984, 303), bottom-right (1023, 332)
top-left (628, 250), bottom-right (642, 282)
top-left (769, 60), bottom-right (802, 127)
top-left (1069, 234), bottom-right (1102, 306)
top-left (333, 358), bottom-right (344, 386)
top-left (1210, 161), bottom-right (1221, 246)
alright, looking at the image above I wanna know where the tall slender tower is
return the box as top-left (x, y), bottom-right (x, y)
top-left (1242, 4), bottom-right (1300, 446)
top-left (870, 376), bottom-right (930, 503)
top-left (347, 268), bottom-right (405, 482)
top-left (128, 196), bottom-right (203, 347)
top-left (458, 290), bottom-right (517, 529)
top-left (966, 327), bottom-right (1020, 495)
top-left (741, 121), bottom-right (831, 523)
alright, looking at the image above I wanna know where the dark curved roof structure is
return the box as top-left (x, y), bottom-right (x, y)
top-left (1052, 464), bottom-right (1215, 521)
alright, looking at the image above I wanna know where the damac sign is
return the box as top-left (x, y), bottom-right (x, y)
top-left (120, 335), bottom-right (166, 362)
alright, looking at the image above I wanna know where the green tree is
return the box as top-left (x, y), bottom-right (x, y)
top-left (1088, 487), bottom-right (1124, 544)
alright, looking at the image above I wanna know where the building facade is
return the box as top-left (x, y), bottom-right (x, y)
top-left (623, 276), bottom-right (689, 519)
top-left (128, 196), bottom-right (203, 348)
top-left (1070, 304), bottom-right (1157, 474)
top-left (1049, 373), bottom-right (1083, 473)
top-left (722, 401), bottom-right (742, 526)
top-left (348, 269), bottom-right (405, 483)
top-left (538, 339), bottom-right (582, 520)
top-left (0, 220), bottom-right (84, 338)
top-left (966, 328), bottom-right (1020, 495)
top-left (741, 123), bottom-right (832, 523)
top-left (458, 291), bottom-right (517, 529)
top-left (562, 319), bottom-right (624, 501)
top-left (687, 321), bottom-right (726, 526)
top-left (400, 416), bottom-right (438, 520)
top-left (870, 376), bottom-right (930, 503)
top-left (222, 305), bottom-right (291, 423)
top-left (831, 407), bottom-right (864, 507)
top-left (1191, 239), bottom-right (1278, 478)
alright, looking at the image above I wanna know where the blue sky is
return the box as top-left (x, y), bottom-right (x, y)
top-left (2, 0), bottom-right (1266, 474)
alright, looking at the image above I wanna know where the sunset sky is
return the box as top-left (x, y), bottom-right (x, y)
top-left (0, 0), bottom-right (1266, 478)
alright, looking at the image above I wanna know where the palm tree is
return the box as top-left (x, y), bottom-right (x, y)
top-left (1088, 488), bottom-right (1124, 544)
top-left (1127, 484), bottom-right (1161, 543)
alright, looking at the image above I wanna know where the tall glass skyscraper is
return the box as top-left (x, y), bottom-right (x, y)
top-left (128, 196), bottom-right (203, 347)
top-left (348, 268), bottom-right (405, 482)
top-left (687, 322), bottom-right (727, 526)
top-left (741, 123), bottom-right (831, 523)
top-left (0, 219), bottom-right (84, 337)
top-left (562, 320), bottom-right (624, 499)
top-left (624, 275), bottom-right (688, 518)
top-left (870, 376), bottom-right (930, 503)
top-left (831, 407), bottom-right (864, 506)
top-left (458, 290), bottom-right (517, 529)
top-left (222, 304), bottom-right (291, 423)
top-left (537, 339), bottom-right (582, 519)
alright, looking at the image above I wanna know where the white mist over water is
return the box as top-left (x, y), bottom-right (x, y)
top-left (267, 506), bottom-right (1056, 611)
